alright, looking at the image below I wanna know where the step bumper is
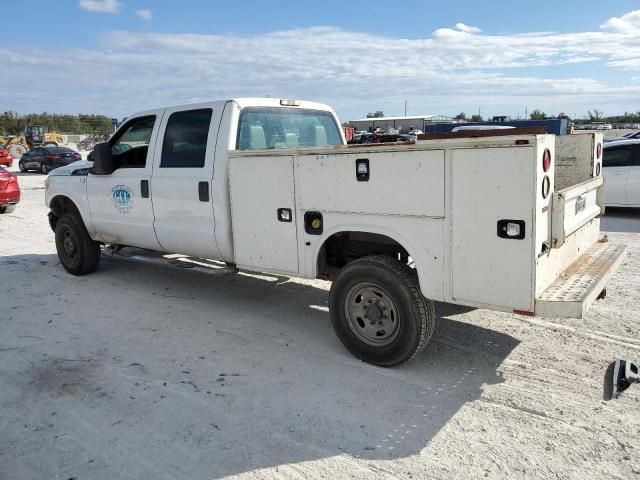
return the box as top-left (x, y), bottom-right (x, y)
top-left (535, 242), bottom-right (627, 319)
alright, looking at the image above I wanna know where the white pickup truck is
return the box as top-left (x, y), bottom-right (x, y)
top-left (45, 98), bottom-right (626, 366)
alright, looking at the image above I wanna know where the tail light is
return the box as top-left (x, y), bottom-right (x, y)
top-left (542, 149), bottom-right (551, 172)
top-left (0, 173), bottom-right (14, 189)
top-left (596, 142), bottom-right (602, 160)
top-left (73, 153), bottom-right (81, 160)
top-left (47, 154), bottom-right (62, 160)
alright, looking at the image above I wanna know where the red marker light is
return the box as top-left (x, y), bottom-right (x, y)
top-left (542, 149), bottom-right (551, 172)
top-left (596, 143), bottom-right (602, 160)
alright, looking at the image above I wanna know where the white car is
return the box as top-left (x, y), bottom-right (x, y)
top-left (603, 139), bottom-right (640, 206)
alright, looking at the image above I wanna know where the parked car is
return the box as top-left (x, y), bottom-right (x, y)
top-left (0, 166), bottom-right (20, 213)
top-left (452, 125), bottom-right (516, 132)
top-left (604, 130), bottom-right (640, 143)
top-left (347, 133), bottom-right (413, 144)
top-left (18, 146), bottom-right (81, 174)
top-left (0, 146), bottom-right (14, 167)
top-left (603, 139), bottom-right (640, 206)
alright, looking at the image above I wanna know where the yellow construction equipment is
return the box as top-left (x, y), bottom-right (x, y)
top-left (1, 126), bottom-right (67, 158)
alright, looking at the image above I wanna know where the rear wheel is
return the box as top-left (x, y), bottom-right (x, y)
top-left (0, 205), bottom-right (16, 214)
top-left (18, 161), bottom-right (26, 172)
top-left (40, 163), bottom-right (49, 174)
top-left (329, 255), bottom-right (435, 367)
top-left (54, 214), bottom-right (101, 275)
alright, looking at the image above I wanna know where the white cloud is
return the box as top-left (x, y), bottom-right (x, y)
top-left (2, 11), bottom-right (640, 119)
top-left (600, 10), bottom-right (640, 33)
top-left (78, 0), bottom-right (121, 13)
top-left (455, 23), bottom-right (481, 34)
top-left (136, 9), bottom-right (152, 21)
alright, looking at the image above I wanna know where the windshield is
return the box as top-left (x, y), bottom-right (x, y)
top-left (236, 107), bottom-right (342, 150)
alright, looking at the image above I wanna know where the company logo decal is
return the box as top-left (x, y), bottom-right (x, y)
top-left (110, 185), bottom-right (134, 214)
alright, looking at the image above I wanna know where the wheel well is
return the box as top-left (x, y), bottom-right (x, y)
top-left (317, 231), bottom-right (411, 281)
top-left (49, 196), bottom-right (81, 231)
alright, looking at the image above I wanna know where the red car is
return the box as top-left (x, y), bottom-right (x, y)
top-left (0, 166), bottom-right (20, 213)
top-left (0, 147), bottom-right (14, 167)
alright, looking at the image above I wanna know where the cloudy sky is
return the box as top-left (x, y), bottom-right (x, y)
top-left (2, 0), bottom-right (640, 121)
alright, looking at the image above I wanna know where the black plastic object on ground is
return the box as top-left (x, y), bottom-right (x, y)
top-left (604, 360), bottom-right (640, 400)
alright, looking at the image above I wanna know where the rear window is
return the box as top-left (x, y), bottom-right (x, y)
top-left (236, 107), bottom-right (342, 150)
top-left (44, 147), bottom-right (75, 154)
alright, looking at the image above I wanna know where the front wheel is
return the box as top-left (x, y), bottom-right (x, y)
top-left (329, 255), bottom-right (435, 367)
top-left (54, 214), bottom-right (101, 275)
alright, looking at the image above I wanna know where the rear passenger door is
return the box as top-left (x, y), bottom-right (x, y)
top-left (150, 105), bottom-right (223, 259)
top-left (603, 145), bottom-right (632, 205)
top-left (624, 144), bottom-right (640, 206)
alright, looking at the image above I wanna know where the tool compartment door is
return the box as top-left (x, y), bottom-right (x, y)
top-left (229, 155), bottom-right (299, 275)
top-left (451, 147), bottom-right (535, 311)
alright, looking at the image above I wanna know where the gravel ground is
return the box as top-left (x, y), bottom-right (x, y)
top-left (1, 168), bottom-right (640, 480)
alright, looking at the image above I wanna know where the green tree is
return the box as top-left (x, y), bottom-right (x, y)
top-left (470, 114), bottom-right (483, 122)
top-left (366, 111), bottom-right (385, 118)
top-left (587, 109), bottom-right (603, 121)
top-left (530, 110), bottom-right (546, 120)
top-left (454, 112), bottom-right (467, 121)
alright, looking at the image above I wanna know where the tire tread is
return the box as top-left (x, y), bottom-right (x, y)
top-left (329, 255), bottom-right (435, 366)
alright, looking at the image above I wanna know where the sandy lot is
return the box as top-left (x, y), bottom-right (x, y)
top-left (1, 168), bottom-right (640, 480)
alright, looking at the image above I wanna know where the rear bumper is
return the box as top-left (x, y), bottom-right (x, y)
top-left (535, 241), bottom-right (626, 318)
top-left (0, 194), bottom-right (20, 206)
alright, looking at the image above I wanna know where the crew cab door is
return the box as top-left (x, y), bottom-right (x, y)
top-left (150, 105), bottom-right (223, 259)
top-left (86, 112), bottom-right (164, 250)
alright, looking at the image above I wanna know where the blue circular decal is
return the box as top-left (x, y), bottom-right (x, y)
top-left (110, 185), bottom-right (134, 210)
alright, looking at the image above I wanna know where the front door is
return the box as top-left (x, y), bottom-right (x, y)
top-left (623, 145), bottom-right (640, 206)
top-left (603, 144), bottom-right (633, 206)
top-left (150, 104), bottom-right (222, 259)
top-left (86, 112), bottom-right (164, 250)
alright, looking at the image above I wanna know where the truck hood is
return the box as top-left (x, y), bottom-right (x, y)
top-left (48, 160), bottom-right (93, 176)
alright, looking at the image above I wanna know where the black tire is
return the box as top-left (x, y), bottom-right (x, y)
top-left (18, 161), bottom-right (26, 172)
top-left (329, 255), bottom-right (435, 367)
top-left (0, 206), bottom-right (6, 214)
top-left (40, 163), bottom-right (49, 174)
top-left (54, 214), bottom-right (101, 275)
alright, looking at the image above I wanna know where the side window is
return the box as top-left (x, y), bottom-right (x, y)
top-left (161, 109), bottom-right (213, 168)
top-left (632, 145), bottom-right (640, 167)
top-left (603, 146), bottom-right (633, 168)
top-left (110, 116), bottom-right (156, 169)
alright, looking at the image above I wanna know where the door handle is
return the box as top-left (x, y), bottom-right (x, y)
top-left (198, 181), bottom-right (209, 202)
top-left (140, 180), bottom-right (149, 198)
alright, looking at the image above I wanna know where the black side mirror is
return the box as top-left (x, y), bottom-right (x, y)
top-left (89, 142), bottom-right (114, 175)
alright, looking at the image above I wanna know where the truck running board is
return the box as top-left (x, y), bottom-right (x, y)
top-left (535, 242), bottom-right (627, 318)
top-left (110, 247), bottom-right (239, 276)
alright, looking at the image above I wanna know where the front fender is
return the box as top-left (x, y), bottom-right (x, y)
top-left (47, 178), bottom-right (92, 234)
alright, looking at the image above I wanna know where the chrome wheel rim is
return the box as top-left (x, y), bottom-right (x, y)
top-left (344, 282), bottom-right (400, 346)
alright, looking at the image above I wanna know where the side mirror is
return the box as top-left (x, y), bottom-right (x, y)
top-left (89, 142), bottom-right (114, 175)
